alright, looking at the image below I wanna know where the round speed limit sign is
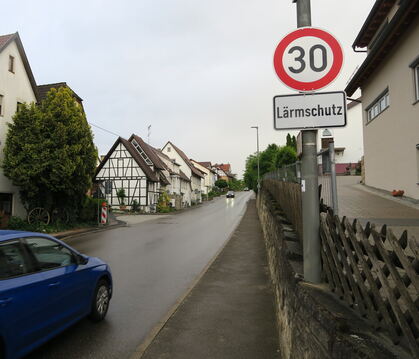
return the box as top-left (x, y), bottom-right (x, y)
top-left (273, 27), bottom-right (343, 92)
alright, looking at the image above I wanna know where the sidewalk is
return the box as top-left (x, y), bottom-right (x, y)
top-left (337, 176), bottom-right (419, 239)
top-left (137, 199), bottom-right (280, 359)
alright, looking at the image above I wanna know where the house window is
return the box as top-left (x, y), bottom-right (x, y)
top-left (409, 56), bottom-right (419, 103)
top-left (16, 102), bottom-right (22, 112)
top-left (0, 95), bottom-right (3, 116)
top-left (8, 55), bottom-right (15, 73)
top-left (167, 147), bottom-right (171, 152)
top-left (366, 90), bottom-right (389, 123)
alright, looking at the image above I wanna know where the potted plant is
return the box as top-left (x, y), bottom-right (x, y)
top-left (116, 188), bottom-right (127, 210)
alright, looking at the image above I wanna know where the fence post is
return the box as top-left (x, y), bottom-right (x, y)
top-left (329, 141), bottom-right (339, 216)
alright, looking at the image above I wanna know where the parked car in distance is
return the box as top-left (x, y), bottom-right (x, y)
top-left (226, 191), bottom-right (235, 198)
top-left (243, 187), bottom-right (250, 191)
top-left (0, 230), bottom-right (113, 359)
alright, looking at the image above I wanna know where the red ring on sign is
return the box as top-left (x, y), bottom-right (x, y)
top-left (273, 28), bottom-right (343, 91)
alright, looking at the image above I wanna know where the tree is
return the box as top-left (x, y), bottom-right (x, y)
top-left (244, 154), bottom-right (258, 190)
top-left (228, 178), bottom-right (244, 191)
top-left (215, 179), bottom-right (228, 190)
top-left (275, 146), bottom-right (297, 168)
top-left (3, 87), bottom-right (98, 217)
top-left (286, 133), bottom-right (297, 151)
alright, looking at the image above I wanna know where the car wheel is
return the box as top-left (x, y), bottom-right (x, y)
top-left (89, 279), bottom-right (110, 322)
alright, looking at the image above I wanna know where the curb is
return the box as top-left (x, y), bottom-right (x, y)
top-left (353, 183), bottom-right (419, 211)
top-left (129, 198), bottom-right (251, 359)
top-left (53, 221), bottom-right (127, 240)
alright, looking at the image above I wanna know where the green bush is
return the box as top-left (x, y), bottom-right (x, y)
top-left (7, 216), bottom-right (36, 231)
top-left (79, 197), bottom-right (106, 222)
top-left (157, 191), bottom-right (171, 213)
top-left (132, 199), bottom-right (140, 212)
top-left (7, 215), bottom-right (71, 233)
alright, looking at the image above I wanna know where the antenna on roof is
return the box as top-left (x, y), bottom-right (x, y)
top-left (147, 125), bottom-right (151, 144)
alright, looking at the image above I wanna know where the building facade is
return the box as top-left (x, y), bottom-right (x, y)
top-left (345, 0), bottom-right (419, 199)
top-left (0, 33), bottom-right (38, 219)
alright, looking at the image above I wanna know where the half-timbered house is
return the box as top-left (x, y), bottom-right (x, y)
top-left (94, 137), bottom-right (160, 212)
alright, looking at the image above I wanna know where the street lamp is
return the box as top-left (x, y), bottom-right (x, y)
top-left (251, 126), bottom-right (260, 190)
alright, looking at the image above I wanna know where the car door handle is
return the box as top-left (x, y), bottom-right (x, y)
top-left (48, 282), bottom-right (61, 288)
top-left (0, 298), bottom-right (13, 306)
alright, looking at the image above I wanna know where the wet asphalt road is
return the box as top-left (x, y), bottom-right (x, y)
top-left (27, 192), bottom-right (253, 359)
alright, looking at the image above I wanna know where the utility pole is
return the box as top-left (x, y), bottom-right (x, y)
top-left (294, 0), bottom-right (321, 283)
top-left (251, 126), bottom-right (260, 190)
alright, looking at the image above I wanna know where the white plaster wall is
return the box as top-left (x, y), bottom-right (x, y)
top-left (0, 40), bottom-right (37, 217)
top-left (162, 143), bottom-right (192, 204)
top-left (161, 143), bottom-right (192, 178)
top-left (191, 160), bottom-right (211, 194)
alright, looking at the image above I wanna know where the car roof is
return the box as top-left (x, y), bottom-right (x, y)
top-left (0, 230), bottom-right (54, 242)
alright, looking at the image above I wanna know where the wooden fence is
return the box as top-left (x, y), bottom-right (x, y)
top-left (320, 211), bottom-right (419, 357)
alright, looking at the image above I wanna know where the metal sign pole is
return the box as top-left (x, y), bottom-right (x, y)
top-left (294, 0), bottom-right (321, 283)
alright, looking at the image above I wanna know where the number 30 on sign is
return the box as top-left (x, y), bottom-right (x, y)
top-left (273, 27), bottom-right (343, 92)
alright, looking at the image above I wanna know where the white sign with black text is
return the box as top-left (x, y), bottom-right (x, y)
top-left (273, 91), bottom-right (347, 130)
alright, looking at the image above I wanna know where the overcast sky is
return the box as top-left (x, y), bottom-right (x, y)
top-left (2, 0), bottom-right (375, 178)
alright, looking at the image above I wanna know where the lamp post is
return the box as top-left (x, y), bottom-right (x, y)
top-left (251, 126), bottom-right (260, 190)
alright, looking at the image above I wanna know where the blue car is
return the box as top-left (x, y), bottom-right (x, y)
top-left (0, 230), bottom-right (112, 359)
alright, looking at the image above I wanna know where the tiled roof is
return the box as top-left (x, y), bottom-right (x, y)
top-left (179, 170), bottom-right (191, 182)
top-left (198, 161), bottom-right (212, 168)
top-left (159, 172), bottom-right (171, 186)
top-left (0, 34), bottom-right (14, 49)
top-left (129, 134), bottom-right (166, 170)
top-left (215, 163), bottom-right (231, 173)
top-left (166, 142), bottom-right (204, 178)
top-left (37, 82), bottom-right (83, 103)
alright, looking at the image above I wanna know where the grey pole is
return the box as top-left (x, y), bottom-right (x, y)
top-left (251, 126), bottom-right (260, 190)
top-left (329, 141), bottom-right (339, 216)
top-left (294, 0), bottom-right (321, 283)
top-left (294, 0), bottom-right (311, 27)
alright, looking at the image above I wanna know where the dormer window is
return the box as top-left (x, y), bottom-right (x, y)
top-left (8, 55), bottom-right (15, 73)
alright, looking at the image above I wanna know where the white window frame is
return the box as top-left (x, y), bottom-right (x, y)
top-left (366, 90), bottom-right (389, 123)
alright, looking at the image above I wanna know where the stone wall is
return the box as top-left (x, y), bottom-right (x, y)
top-left (257, 188), bottom-right (411, 359)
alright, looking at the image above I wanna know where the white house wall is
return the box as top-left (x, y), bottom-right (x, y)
top-left (0, 40), bottom-right (37, 218)
top-left (162, 143), bottom-right (193, 205)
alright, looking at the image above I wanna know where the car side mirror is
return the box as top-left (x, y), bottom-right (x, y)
top-left (77, 254), bottom-right (89, 265)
